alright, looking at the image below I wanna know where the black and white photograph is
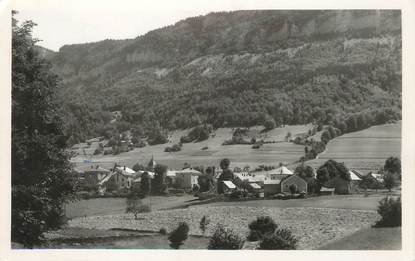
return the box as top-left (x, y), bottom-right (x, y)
top-left (1, 0), bottom-right (415, 260)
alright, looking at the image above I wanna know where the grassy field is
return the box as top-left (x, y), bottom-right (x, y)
top-left (305, 122), bottom-right (401, 173)
top-left (65, 195), bottom-right (197, 218)
top-left (318, 227), bottom-right (401, 250)
top-left (71, 125), bottom-right (310, 170)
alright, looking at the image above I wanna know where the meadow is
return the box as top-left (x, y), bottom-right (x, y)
top-left (71, 125), bottom-right (310, 170)
top-left (305, 122), bottom-right (401, 173)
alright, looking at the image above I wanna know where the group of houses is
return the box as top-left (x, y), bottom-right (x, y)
top-left (74, 156), bottom-right (385, 197)
top-left (75, 157), bottom-right (204, 195)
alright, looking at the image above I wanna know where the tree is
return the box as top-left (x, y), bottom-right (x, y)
top-left (140, 172), bottom-right (151, 197)
top-left (258, 228), bottom-right (298, 250)
top-left (168, 222), bottom-right (189, 249)
top-left (383, 173), bottom-right (396, 192)
top-left (132, 162), bottom-right (145, 172)
top-left (375, 196), bottom-right (401, 227)
top-left (152, 164), bottom-right (167, 194)
top-left (384, 157), bottom-right (401, 175)
top-left (208, 224), bottom-right (243, 250)
top-left (11, 12), bottom-right (76, 247)
top-left (199, 215), bottom-right (210, 235)
top-left (125, 197), bottom-right (150, 220)
top-left (247, 216), bottom-right (278, 241)
top-left (263, 117), bottom-right (276, 130)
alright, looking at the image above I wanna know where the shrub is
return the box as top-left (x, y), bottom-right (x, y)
top-left (247, 216), bottom-right (278, 241)
top-left (125, 198), bottom-right (151, 219)
top-left (201, 146), bottom-right (208, 150)
top-left (200, 215), bottom-right (210, 235)
top-left (258, 228), bottom-right (298, 250)
top-left (383, 173), bottom-right (396, 192)
top-left (168, 222), bottom-right (189, 249)
top-left (289, 184), bottom-right (297, 195)
top-left (159, 228), bottom-right (167, 235)
top-left (375, 196), bottom-right (401, 227)
top-left (208, 225), bottom-right (243, 250)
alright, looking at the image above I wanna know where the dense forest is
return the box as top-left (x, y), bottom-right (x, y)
top-left (39, 10), bottom-right (401, 145)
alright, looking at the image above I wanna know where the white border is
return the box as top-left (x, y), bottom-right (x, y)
top-left (1, 0), bottom-right (414, 260)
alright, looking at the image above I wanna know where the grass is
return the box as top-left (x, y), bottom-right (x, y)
top-left (318, 227), bottom-right (401, 250)
top-left (305, 122), bottom-right (401, 173)
top-left (71, 125), bottom-right (309, 170)
top-left (65, 195), bottom-right (196, 218)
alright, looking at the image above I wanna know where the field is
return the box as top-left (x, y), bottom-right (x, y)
top-left (65, 195), bottom-right (197, 218)
top-left (305, 122), bottom-right (401, 173)
top-left (71, 125), bottom-right (311, 170)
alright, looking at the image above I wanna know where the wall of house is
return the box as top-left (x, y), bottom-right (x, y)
top-left (264, 184), bottom-right (280, 196)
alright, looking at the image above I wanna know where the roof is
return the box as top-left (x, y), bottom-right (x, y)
top-left (264, 179), bottom-right (281, 185)
top-left (116, 166), bottom-right (136, 176)
top-left (272, 166), bottom-right (294, 175)
top-left (176, 168), bottom-right (202, 176)
top-left (248, 183), bottom-right (262, 189)
top-left (234, 172), bottom-right (257, 182)
top-left (167, 170), bottom-right (178, 177)
top-left (223, 180), bottom-right (236, 189)
top-left (98, 173), bottom-right (114, 185)
top-left (349, 170), bottom-right (362, 181)
top-left (85, 166), bottom-right (111, 173)
top-left (136, 170), bottom-right (155, 178)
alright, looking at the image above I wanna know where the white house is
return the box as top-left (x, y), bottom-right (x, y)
top-left (174, 168), bottom-right (202, 189)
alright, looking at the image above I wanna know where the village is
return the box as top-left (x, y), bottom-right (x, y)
top-left (73, 154), bottom-right (391, 201)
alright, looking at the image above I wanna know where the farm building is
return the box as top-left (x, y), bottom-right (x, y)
top-left (174, 168), bottom-right (202, 189)
top-left (263, 175), bottom-right (307, 196)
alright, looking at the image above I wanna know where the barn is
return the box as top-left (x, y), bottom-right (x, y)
top-left (263, 175), bottom-right (307, 196)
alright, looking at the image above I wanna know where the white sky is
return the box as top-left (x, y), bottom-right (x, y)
top-left (10, 0), bottom-right (403, 51)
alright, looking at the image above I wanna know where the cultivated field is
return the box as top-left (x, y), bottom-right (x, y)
top-left (71, 125), bottom-right (310, 170)
top-left (305, 122), bottom-right (401, 173)
top-left (68, 205), bottom-right (379, 250)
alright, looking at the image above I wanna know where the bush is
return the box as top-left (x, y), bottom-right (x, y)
top-left (258, 228), bottom-right (298, 250)
top-left (247, 216), bottom-right (278, 241)
top-left (375, 196), bottom-right (401, 227)
top-left (208, 224), bottom-right (243, 250)
top-left (383, 173), bottom-right (396, 192)
top-left (168, 222), bottom-right (189, 249)
top-left (159, 228), bottom-right (167, 235)
top-left (125, 198), bottom-right (151, 219)
top-left (200, 215), bottom-right (210, 235)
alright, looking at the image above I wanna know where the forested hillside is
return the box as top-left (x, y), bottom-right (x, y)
top-left (41, 10), bottom-right (402, 145)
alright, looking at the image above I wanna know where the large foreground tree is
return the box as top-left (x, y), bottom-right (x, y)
top-left (12, 11), bottom-right (76, 247)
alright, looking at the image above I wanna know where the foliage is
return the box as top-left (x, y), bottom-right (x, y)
top-left (159, 227), bottom-right (167, 235)
top-left (289, 184), bottom-right (297, 195)
top-left (375, 196), bottom-right (401, 227)
top-left (247, 216), bottom-right (278, 241)
top-left (199, 215), bottom-right (210, 234)
top-left (164, 143), bottom-right (182, 152)
top-left (316, 159), bottom-right (350, 185)
top-left (11, 12), bottom-right (76, 248)
top-left (140, 172), bottom-right (151, 197)
top-left (168, 222), bottom-right (189, 249)
top-left (383, 173), bottom-right (396, 192)
top-left (258, 228), bottom-right (298, 250)
top-left (125, 197), bottom-right (151, 219)
top-left (181, 125), bottom-right (212, 143)
top-left (208, 224), bottom-right (243, 250)
top-left (132, 163), bottom-right (145, 172)
top-left (152, 164), bottom-right (168, 194)
top-left (384, 157), bottom-right (401, 175)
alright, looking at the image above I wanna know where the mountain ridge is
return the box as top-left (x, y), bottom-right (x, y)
top-left (41, 10), bottom-right (401, 144)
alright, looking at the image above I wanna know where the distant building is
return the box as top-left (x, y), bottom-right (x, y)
top-left (263, 175), bottom-right (307, 196)
top-left (174, 168), bottom-right (202, 189)
top-left (83, 165), bottom-right (111, 187)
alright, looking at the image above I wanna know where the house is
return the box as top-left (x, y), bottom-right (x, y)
top-left (263, 175), bottom-right (307, 196)
top-left (174, 168), bottom-right (202, 189)
top-left (105, 165), bottom-right (137, 190)
top-left (253, 166), bottom-right (294, 182)
top-left (83, 165), bottom-right (111, 188)
top-left (349, 169), bottom-right (362, 192)
top-left (222, 180), bottom-right (237, 194)
top-left (233, 172), bottom-right (263, 195)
